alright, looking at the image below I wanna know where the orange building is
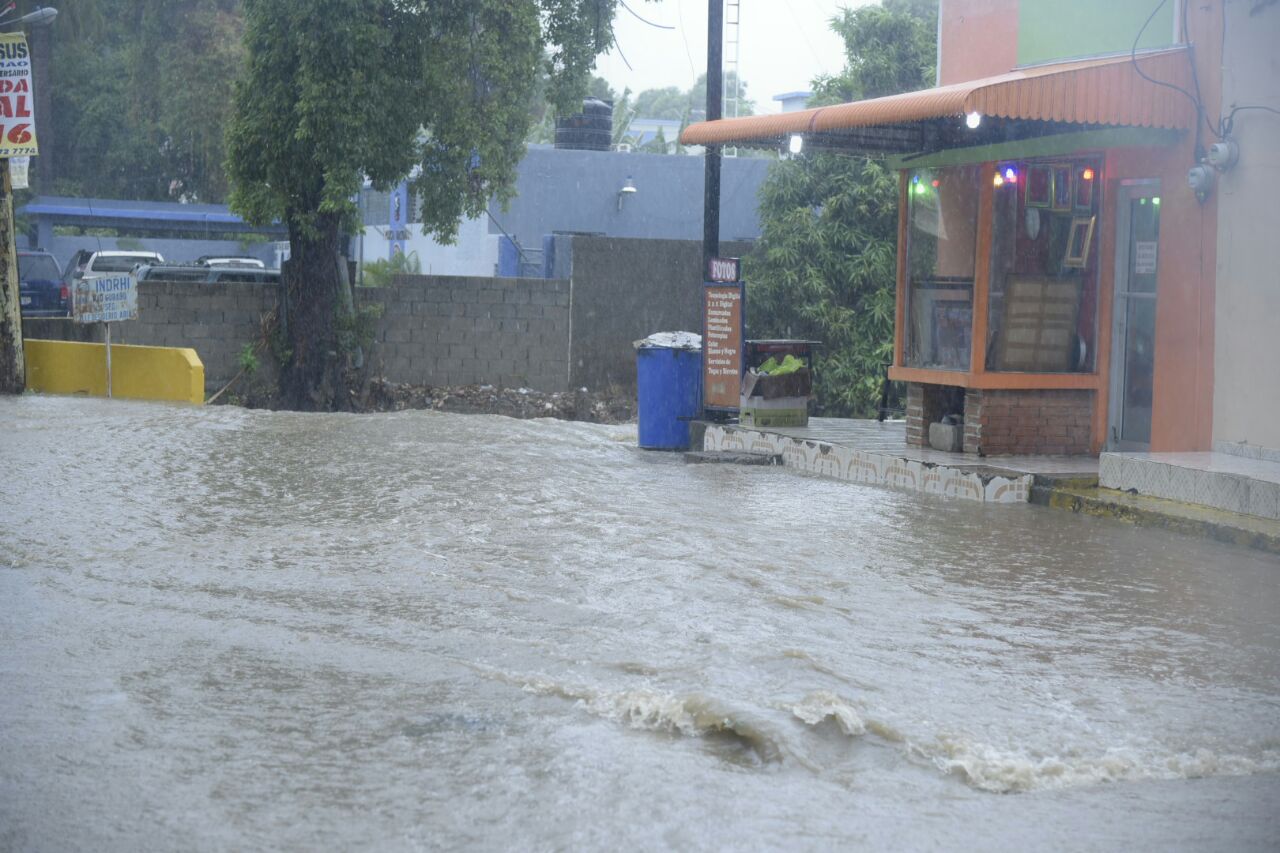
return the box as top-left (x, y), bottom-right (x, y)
top-left (683, 0), bottom-right (1277, 458)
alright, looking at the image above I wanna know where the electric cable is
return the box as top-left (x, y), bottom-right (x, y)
top-left (619, 0), bottom-right (674, 30)
top-left (612, 35), bottom-right (633, 72)
top-left (1130, 0), bottom-right (1212, 148)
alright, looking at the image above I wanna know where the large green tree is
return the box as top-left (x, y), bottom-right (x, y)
top-left (744, 0), bottom-right (936, 417)
top-left (226, 0), bottom-right (619, 409)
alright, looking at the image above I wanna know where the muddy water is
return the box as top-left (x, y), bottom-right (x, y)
top-left (1, 396), bottom-right (1278, 851)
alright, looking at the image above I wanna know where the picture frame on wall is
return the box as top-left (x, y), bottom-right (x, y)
top-left (1063, 215), bottom-right (1096, 268)
top-left (1026, 165), bottom-right (1052, 207)
top-left (1052, 164), bottom-right (1072, 211)
top-left (1074, 164), bottom-right (1095, 210)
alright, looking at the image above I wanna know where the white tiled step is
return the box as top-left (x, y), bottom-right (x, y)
top-left (1099, 452), bottom-right (1280, 521)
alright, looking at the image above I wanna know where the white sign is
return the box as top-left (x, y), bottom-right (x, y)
top-left (9, 155), bottom-right (28, 189)
top-left (1134, 241), bottom-right (1158, 275)
top-left (73, 274), bottom-right (138, 324)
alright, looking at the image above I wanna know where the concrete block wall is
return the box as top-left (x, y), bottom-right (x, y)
top-left (566, 236), bottom-right (755, 390)
top-left (23, 279), bottom-right (280, 392)
top-left (359, 275), bottom-right (570, 391)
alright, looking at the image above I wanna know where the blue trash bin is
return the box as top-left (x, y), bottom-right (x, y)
top-left (636, 345), bottom-right (702, 450)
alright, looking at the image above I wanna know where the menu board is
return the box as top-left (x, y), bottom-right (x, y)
top-left (703, 284), bottom-right (743, 409)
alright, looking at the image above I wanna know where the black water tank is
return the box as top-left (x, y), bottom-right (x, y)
top-left (555, 98), bottom-right (612, 151)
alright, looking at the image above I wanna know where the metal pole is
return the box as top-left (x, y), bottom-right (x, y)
top-left (703, 0), bottom-right (723, 269)
top-left (104, 322), bottom-right (111, 399)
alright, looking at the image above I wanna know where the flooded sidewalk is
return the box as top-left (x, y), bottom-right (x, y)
top-left (2, 396), bottom-right (1278, 850)
top-left (700, 417), bottom-right (1096, 503)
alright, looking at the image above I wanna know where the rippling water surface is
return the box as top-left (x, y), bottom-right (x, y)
top-left (2, 396), bottom-right (1278, 851)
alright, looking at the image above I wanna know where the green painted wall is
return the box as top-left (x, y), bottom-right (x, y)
top-left (1017, 0), bottom-right (1177, 66)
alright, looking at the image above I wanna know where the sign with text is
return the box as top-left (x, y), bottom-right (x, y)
top-left (73, 274), bottom-right (138, 324)
top-left (0, 33), bottom-right (37, 157)
top-left (703, 283), bottom-right (743, 410)
top-left (706, 256), bottom-right (741, 283)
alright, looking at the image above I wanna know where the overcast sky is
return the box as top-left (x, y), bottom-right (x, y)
top-left (595, 0), bottom-right (876, 114)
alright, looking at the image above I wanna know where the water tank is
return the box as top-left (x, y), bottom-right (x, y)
top-left (555, 98), bottom-right (612, 151)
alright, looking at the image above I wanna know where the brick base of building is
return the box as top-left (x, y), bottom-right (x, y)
top-left (905, 382), bottom-right (1094, 455)
top-left (963, 388), bottom-right (1093, 455)
top-left (905, 382), bottom-right (965, 447)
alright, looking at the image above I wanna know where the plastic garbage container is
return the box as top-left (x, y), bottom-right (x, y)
top-left (634, 332), bottom-right (702, 450)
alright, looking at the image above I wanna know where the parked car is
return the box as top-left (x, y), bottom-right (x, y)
top-left (195, 255), bottom-right (266, 269)
top-left (135, 264), bottom-right (280, 284)
top-left (64, 250), bottom-right (166, 287)
top-left (17, 250), bottom-right (67, 318)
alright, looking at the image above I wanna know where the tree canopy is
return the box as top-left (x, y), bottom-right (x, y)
top-left (745, 0), bottom-right (938, 417)
top-left (226, 0), bottom-right (620, 407)
top-left (40, 0), bottom-right (244, 202)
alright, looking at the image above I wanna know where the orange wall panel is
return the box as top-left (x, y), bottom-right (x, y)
top-left (938, 0), bottom-right (1020, 85)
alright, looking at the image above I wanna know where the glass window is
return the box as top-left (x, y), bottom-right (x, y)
top-left (904, 164), bottom-right (981, 370)
top-left (18, 254), bottom-right (60, 281)
top-left (985, 159), bottom-right (1101, 372)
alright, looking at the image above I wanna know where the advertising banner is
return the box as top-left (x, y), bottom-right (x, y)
top-left (0, 33), bottom-right (37, 158)
top-left (703, 283), bottom-right (743, 410)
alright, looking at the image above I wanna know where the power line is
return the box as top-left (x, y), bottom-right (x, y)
top-left (620, 0), bottom-right (674, 30)
top-left (674, 0), bottom-right (697, 81)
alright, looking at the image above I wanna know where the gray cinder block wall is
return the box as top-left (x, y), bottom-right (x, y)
top-left (565, 236), bottom-right (754, 390)
top-left (359, 275), bottom-right (570, 391)
top-left (22, 235), bottom-right (755, 397)
top-left (23, 279), bottom-right (281, 391)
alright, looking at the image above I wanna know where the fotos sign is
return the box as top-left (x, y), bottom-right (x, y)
top-left (706, 256), bottom-right (741, 283)
top-left (73, 275), bottom-right (138, 324)
top-left (0, 33), bottom-right (37, 157)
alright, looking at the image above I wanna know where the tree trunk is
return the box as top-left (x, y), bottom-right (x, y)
top-left (279, 212), bottom-right (351, 410)
top-left (0, 166), bottom-right (25, 394)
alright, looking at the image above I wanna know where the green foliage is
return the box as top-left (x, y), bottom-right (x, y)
top-left (237, 343), bottom-right (259, 375)
top-left (46, 0), bottom-right (245, 202)
top-left (745, 0), bottom-right (937, 418)
top-left (227, 0), bottom-right (616, 406)
top-left (361, 250), bottom-right (422, 288)
top-left (337, 301), bottom-right (385, 355)
top-left (228, 0), bottom-right (616, 243)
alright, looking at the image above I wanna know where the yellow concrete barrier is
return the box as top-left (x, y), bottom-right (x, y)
top-left (23, 339), bottom-right (204, 405)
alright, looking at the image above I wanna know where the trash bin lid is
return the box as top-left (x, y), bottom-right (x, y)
top-left (633, 331), bottom-right (702, 350)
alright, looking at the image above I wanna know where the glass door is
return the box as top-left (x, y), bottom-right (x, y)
top-left (1108, 183), bottom-right (1161, 450)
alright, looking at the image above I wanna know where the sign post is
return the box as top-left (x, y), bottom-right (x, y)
top-left (702, 256), bottom-right (744, 418)
top-left (72, 273), bottom-right (138, 399)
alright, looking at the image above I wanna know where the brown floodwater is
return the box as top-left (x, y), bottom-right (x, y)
top-left (1, 395), bottom-right (1278, 851)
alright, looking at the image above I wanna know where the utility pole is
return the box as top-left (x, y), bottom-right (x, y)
top-left (0, 162), bottom-right (20, 393)
top-left (702, 0), bottom-right (722, 269)
top-left (0, 7), bottom-right (57, 395)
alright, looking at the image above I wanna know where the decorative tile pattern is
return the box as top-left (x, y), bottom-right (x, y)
top-left (703, 424), bottom-right (1032, 504)
top-left (1099, 452), bottom-right (1280, 521)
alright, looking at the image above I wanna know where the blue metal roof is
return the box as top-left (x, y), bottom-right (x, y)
top-left (18, 196), bottom-right (282, 229)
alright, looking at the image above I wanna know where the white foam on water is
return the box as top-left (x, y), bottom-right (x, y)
top-left (788, 690), bottom-right (867, 736)
top-left (919, 735), bottom-right (1280, 794)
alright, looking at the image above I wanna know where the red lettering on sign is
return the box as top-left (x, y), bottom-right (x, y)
top-left (6, 124), bottom-right (31, 144)
top-left (0, 80), bottom-right (28, 94)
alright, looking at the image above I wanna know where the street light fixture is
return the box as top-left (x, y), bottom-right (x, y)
top-left (0, 6), bottom-right (57, 29)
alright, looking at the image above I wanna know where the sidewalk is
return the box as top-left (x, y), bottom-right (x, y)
top-left (695, 417), bottom-right (1095, 505)
top-left (692, 418), bottom-right (1280, 554)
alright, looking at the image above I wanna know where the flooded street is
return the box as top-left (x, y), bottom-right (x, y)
top-left (2, 396), bottom-right (1278, 851)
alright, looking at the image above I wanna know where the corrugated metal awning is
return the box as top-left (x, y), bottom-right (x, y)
top-left (681, 48), bottom-right (1194, 153)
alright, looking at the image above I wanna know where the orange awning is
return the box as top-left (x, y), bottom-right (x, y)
top-left (681, 48), bottom-right (1194, 151)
